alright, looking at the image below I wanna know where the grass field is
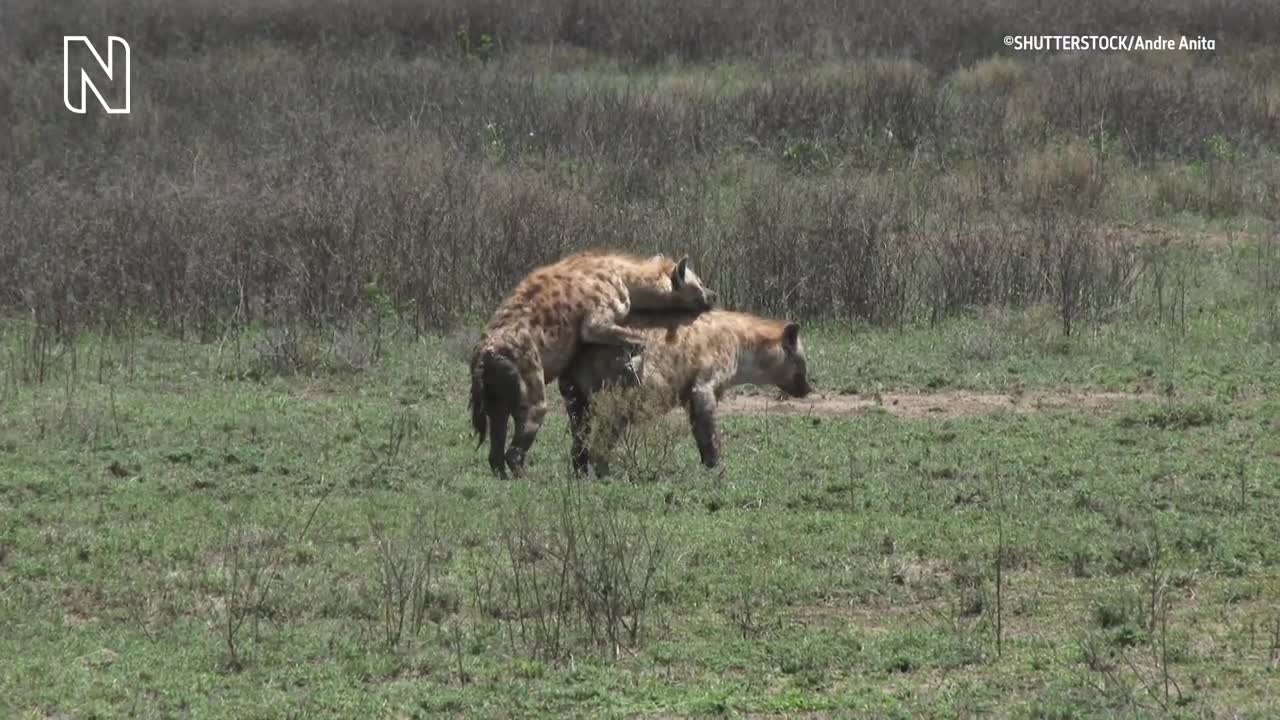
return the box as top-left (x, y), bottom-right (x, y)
top-left (3, 245), bottom-right (1279, 717)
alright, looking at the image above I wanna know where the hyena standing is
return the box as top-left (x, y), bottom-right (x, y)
top-left (469, 252), bottom-right (716, 477)
top-left (558, 309), bottom-right (813, 476)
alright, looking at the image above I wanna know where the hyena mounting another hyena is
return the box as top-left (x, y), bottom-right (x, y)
top-left (470, 251), bottom-right (716, 478)
top-left (558, 309), bottom-right (813, 476)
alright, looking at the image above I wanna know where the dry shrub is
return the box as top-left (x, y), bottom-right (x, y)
top-left (922, 223), bottom-right (1143, 338)
top-left (242, 322), bottom-right (387, 379)
top-left (1153, 142), bottom-right (1247, 220)
top-left (1154, 164), bottom-right (1202, 215)
top-left (7, 0), bottom-right (1280, 69)
top-left (494, 479), bottom-right (671, 661)
top-left (1034, 53), bottom-right (1269, 160)
top-left (922, 232), bottom-right (1027, 321)
top-left (1014, 141), bottom-right (1106, 214)
top-left (1003, 79), bottom-right (1052, 143)
top-left (585, 384), bottom-right (683, 483)
top-left (366, 502), bottom-right (455, 653)
top-left (27, 386), bottom-right (126, 448)
top-left (945, 57), bottom-right (1029, 173)
top-left (3, 2), bottom-right (1279, 345)
top-left (209, 488), bottom-right (331, 671)
top-left (718, 169), bottom-right (915, 324)
top-left (952, 305), bottom-right (1058, 362)
top-left (1251, 232), bottom-right (1280, 344)
top-left (1260, 78), bottom-right (1280, 128)
top-left (1128, 35), bottom-right (1197, 73)
top-left (950, 56), bottom-right (1026, 97)
top-left (855, 59), bottom-right (936, 151)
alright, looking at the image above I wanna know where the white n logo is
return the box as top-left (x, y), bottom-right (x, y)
top-left (63, 36), bottom-right (131, 114)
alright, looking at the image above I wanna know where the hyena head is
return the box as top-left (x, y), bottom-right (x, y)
top-left (668, 256), bottom-right (718, 311)
top-left (756, 322), bottom-right (813, 398)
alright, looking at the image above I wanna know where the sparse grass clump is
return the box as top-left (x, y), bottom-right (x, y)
top-left (1119, 401), bottom-right (1219, 430)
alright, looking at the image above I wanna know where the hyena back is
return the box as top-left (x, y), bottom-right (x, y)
top-left (470, 251), bottom-right (716, 478)
top-left (558, 309), bottom-right (812, 476)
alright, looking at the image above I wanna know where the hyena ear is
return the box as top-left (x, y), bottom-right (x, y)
top-left (672, 256), bottom-right (689, 288)
top-left (782, 323), bottom-right (801, 352)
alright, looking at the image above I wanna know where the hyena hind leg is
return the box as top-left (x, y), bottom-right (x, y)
top-left (487, 410), bottom-right (510, 478)
top-left (507, 372), bottom-right (548, 476)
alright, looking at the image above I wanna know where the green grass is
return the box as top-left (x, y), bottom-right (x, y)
top-left (2, 301), bottom-right (1279, 718)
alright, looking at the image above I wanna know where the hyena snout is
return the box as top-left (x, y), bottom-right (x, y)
top-left (680, 284), bottom-right (715, 311)
top-left (671, 257), bottom-right (717, 310)
top-left (783, 376), bottom-right (813, 399)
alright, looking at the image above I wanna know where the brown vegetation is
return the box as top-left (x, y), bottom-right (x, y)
top-left (2, 0), bottom-right (1278, 344)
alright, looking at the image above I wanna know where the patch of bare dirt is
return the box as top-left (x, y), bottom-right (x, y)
top-left (722, 390), bottom-right (1150, 419)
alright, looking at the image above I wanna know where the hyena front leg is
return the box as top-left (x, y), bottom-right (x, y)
top-left (687, 386), bottom-right (721, 468)
top-left (558, 376), bottom-right (593, 476)
top-left (581, 310), bottom-right (649, 352)
top-left (507, 369), bottom-right (548, 477)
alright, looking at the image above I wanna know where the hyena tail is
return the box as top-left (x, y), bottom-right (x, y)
top-left (469, 348), bottom-right (523, 475)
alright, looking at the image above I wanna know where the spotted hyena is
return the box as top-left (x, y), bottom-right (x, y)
top-left (469, 252), bottom-right (716, 478)
top-left (558, 309), bottom-right (813, 476)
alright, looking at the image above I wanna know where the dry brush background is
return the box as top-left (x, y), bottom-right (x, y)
top-left (2, 0), bottom-right (1280, 344)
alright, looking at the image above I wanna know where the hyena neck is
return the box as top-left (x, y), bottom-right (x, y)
top-left (617, 258), bottom-right (676, 309)
top-left (729, 336), bottom-right (774, 389)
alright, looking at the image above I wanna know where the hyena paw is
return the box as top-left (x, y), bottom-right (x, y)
top-left (504, 448), bottom-right (527, 478)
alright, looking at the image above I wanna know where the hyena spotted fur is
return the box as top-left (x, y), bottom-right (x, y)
top-left (558, 309), bottom-right (813, 476)
top-left (469, 251), bottom-right (716, 478)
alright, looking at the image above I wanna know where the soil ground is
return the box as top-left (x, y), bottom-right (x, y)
top-left (721, 390), bottom-right (1152, 419)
